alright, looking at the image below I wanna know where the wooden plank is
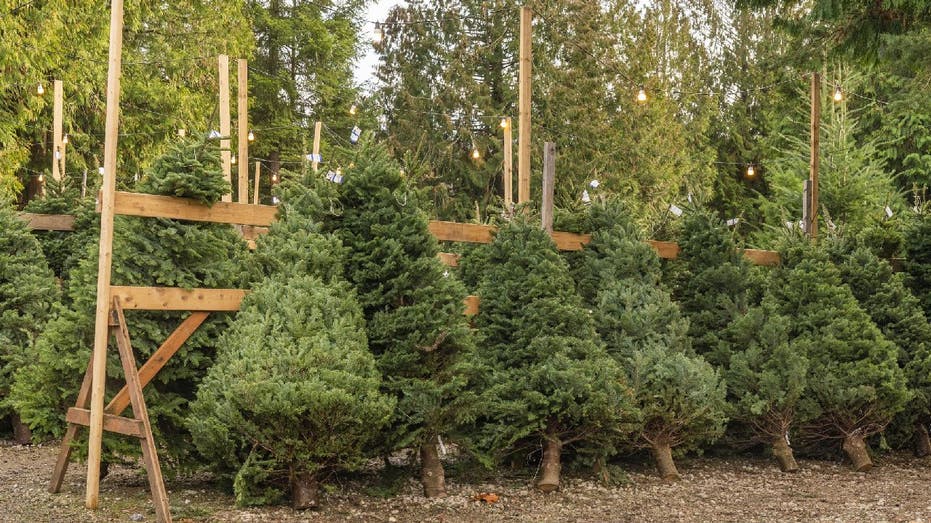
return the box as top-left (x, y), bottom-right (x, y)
top-left (18, 213), bottom-right (75, 231)
top-left (648, 240), bottom-right (681, 260)
top-left (110, 191), bottom-right (278, 226)
top-left (541, 142), bottom-right (555, 233)
top-left (237, 59), bottom-right (249, 204)
top-left (438, 252), bottom-right (460, 267)
top-left (312, 121), bottom-right (322, 173)
top-left (65, 408), bottom-right (144, 439)
top-left (219, 55), bottom-right (232, 203)
top-left (550, 231), bottom-right (591, 251)
top-left (238, 224), bottom-right (269, 241)
top-left (464, 295), bottom-right (479, 316)
top-left (810, 72), bottom-right (820, 240)
top-left (106, 312), bottom-right (209, 417)
top-left (52, 80), bottom-right (63, 182)
top-left (743, 248), bottom-right (781, 266)
top-left (428, 220), bottom-right (495, 244)
top-left (87, 0), bottom-right (125, 508)
top-left (111, 300), bottom-right (172, 522)
top-left (503, 117), bottom-right (512, 207)
top-left (518, 6), bottom-right (532, 204)
top-left (49, 358), bottom-right (94, 494)
top-left (110, 286), bottom-right (246, 311)
top-left (253, 161), bottom-right (260, 205)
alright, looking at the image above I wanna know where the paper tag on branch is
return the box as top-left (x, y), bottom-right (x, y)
top-left (669, 204), bottom-right (683, 217)
top-left (726, 217), bottom-right (740, 227)
top-left (350, 126), bottom-right (362, 144)
top-left (305, 153), bottom-right (322, 163)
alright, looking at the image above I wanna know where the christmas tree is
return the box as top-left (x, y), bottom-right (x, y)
top-left (573, 201), bottom-right (727, 480)
top-left (322, 141), bottom-right (474, 497)
top-left (769, 238), bottom-right (909, 471)
top-left (466, 218), bottom-right (635, 491)
top-left (0, 203), bottom-right (60, 443)
top-left (10, 137), bottom-right (247, 466)
top-left (905, 212), bottom-right (931, 319)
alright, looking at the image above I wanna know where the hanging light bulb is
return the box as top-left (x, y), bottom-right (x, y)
top-left (833, 84), bottom-right (843, 103)
top-left (38, 173), bottom-right (45, 182)
top-left (271, 173), bottom-right (279, 183)
top-left (98, 166), bottom-right (105, 175)
top-left (472, 147), bottom-right (481, 160)
top-left (247, 130), bottom-right (255, 142)
top-left (637, 87), bottom-right (647, 103)
top-left (37, 83), bottom-right (45, 96)
top-left (349, 104), bottom-right (358, 116)
top-left (500, 118), bottom-right (508, 129)
top-left (372, 23), bottom-right (384, 45)
top-left (231, 154), bottom-right (237, 165)
top-left (61, 134), bottom-right (69, 145)
top-left (746, 164), bottom-right (756, 178)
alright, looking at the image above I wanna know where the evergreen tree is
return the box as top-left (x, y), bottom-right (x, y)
top-left (670, 208), bottom-right (757, 367)
top-left (322, 141), bottom-right (473, 497)
top-left (10, 137), bottom-right (247, 466)
top-left (189, 188), bottom-right (394, 508)
top-left (0, 203), bottom-right (60, 443)
top-left (828, 239), bottom-right (931, 456)
top-left (905, 211), bottom-right (931, 319)
top-left (466, 218), bottom-right (635, 491)
top-left (572, 201), bottom-right (726, 479)
top-left (768, 239), bottom-right (909, 470)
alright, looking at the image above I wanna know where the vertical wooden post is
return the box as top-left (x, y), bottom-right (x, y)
top-left (253, 161), bottom-right (261, 205)
top-left (52, 80), bottom-right (64, 182)
top-left (809, 72), bottom-right (820, 240)
top-left (312, 121), bottom-right (322, 173)
top-left (218, 55), bottom-right (232, 203)
top-left (237, 59), bottom-right (249, 204)
top-left (541, 142), bottom-right (555, 233)
top-left (87, 0), bottom-right (124, 509)
top-left (503, 117), bottom-right (513, 207)
top-left (518, 6), bottom-right (532, 204)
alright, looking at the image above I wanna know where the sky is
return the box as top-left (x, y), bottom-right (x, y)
top-left (354, 0), bottom-right (403, 86)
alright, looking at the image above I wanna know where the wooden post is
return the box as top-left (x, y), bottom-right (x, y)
top-left (518, 6), bottom-right (532, 204)
top-left (503, 117), bottom-right (513, 207)
top-left (52, 80), bottom-right (64, 182)
top-left (809, 71), bottom-right (820, 240)
top-left (87, 0), bottom-right (124, 509)
top-left (219, 55), bottom-right (232, 203)
top-left (237, 59), bottom-right (249, 204)
top-left (312, 121), bottom-right (322, 173)
top-left (802, 180), bottom-right (812, 234)
top-left (541, 142), bottom-right (555, 232)
top-left (253, 161), bottom-right (261, 205)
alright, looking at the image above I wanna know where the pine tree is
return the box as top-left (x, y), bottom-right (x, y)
top-left (188, 186), bottom-right (394, 507)
top-left (322, 141), bottom-right (473, 498)
top-left (769, 239), bottom-right (909, 470)
top-left (670, 208), bottom-right (757, 367)
top-left (724, 299), bottom-right (808, 471)
top-left (828, 239), bottom-right (931, 456)
top-left (0, 203), bottom-right (60, 443)
top-left (905, 212), bottom-right (931, 319)
top-left (466, 218), bottom-right (635, 491)
top-left (10, 137), bottom-right (247, 466)
top-left (572, 201), bottom-right (726, 480)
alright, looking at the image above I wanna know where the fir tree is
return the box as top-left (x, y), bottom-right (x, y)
top-left (322, 141), bottom-right (474, 497)
top-left (769, 239), bottom-right (909, 471)
top-left (828, 239), bottom-right (931, 456)
top-left (0, 203), bottom-right (60, 443)
top-left (10, 137), bottom-right (247, 466)
top-left (905, 212), bottom-right (931, 319)
top-left (573, 201), bottom-right (727, 480)
top-left (467, 218), bottom-right (635, 491)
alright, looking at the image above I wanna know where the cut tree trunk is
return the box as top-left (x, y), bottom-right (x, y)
top-left (914, 423), bottom-right (931, 458)
top-left (291, 471), bottom-right (319, 510)
top-left (651, 441), bottom-right (680, 480)
top-left (842, 433), bottom-right (872, 472)
top-left (536, 434), bottom-right (562, 492)
top-left (420, 436), bottom-right (446, 498)
top-left (10, 414), bottom-right (31, 445)
top-left (772, 434), bottom-right (799, 473)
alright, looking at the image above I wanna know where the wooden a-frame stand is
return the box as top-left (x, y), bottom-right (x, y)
top-left (49, 299), bottom-right (208, 523)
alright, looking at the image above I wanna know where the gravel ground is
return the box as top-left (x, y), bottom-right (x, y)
top-left (3, 439), bottom-right (931, 522)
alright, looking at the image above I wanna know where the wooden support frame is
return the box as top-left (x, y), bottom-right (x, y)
top-left (108, 191), bottom-right (278, 226)
top-left (18, 213), bottom-right (76, 231)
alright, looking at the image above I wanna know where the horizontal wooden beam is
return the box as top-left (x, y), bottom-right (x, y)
top-left (648, 240), bottom-right (681, 260)
top-left (743, 248), bottom-right (781, 267)
top-left (109, 286), bottom-right (247, 311)
top-left (438, 252), bottom-right (460, 267)
top-left (18, 213), bottom-right (76, 231)
top-left (108, 191), bottom-right (278, 226)
top-left (66, 407), bottom-right (144, 438)
top-left (428, 220), bottom-right (495, 244)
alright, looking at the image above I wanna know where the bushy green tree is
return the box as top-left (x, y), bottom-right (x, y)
top-left (464, 218), bottom-right (635, 491)
top-left (573, 201), bottom-right (727, 479)
top-left (0, 203), bottom-right (60, 443)
top-left (724, 300), bottom-right (808, 471)
top-left (322, 141), bottom-right (473, 497)
top-left (828, 239), bottom-right (931, 456)
top-left (10, 138), bottom-right (247, 467)
top-left (670, 208), bottom-right (757, 367)
top-left (905, 211), bottom-right (931, 319)
top-left (769, 239), bottom-right (909, 470)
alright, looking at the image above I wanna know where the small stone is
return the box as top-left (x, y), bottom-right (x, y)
top-left (129, 514), bottom-right (145, 522)
top-left (388, 517), bottom-right (397, 523)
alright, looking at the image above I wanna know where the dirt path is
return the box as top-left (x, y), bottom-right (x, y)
top-left (3, 440), bottom-right (931, 522)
